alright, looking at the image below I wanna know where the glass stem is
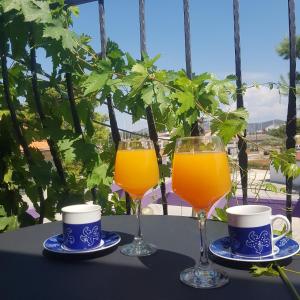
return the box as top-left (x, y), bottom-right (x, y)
top-left (135, 200), bottom-right (142, 242)
top-left (197, 210), bottom-right (210, 269)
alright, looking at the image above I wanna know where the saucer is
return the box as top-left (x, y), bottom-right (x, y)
top-left (43, 231), bottom-right (121, 254)
top-left (209, 236), bottom-right (300, 263)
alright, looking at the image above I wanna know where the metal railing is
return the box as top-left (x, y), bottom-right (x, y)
top-left (65, 0), bottom-right (297, 219)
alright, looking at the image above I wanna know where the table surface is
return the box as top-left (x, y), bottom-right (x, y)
top-left (0, 215), bottom-right (299, 300)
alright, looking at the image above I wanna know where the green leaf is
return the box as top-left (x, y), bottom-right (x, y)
top-left (0, 110), bottom-right (10, 120)
top-left (57, 138), bottom-right (76, 164)
top-left (132, 64), bottom-right (147, 75)
top-left (250, 264), bottom-right (279, 277)
top-left (262, 183), bottom-right (278, 193)
top-left (270, 149), bottom-right (300, 178)
top-left (125, 52), bottom-right (136, 68)
top-left (87, 163), bottom-right (111, 189)
top-left (159, 163), bottom-right (171, 178)
top-left (213, 119), bottom-right (246, 144)
top-left (82, 72), bottom-right (109, 96)
top-left (69, 5), bottom-right (79, 17)
top-left (141, 86), bottom-right (154, 105)
top-left (43, 24), bottom-right (78, 51)
top-left (212, 207), bottom-right (228, 222)
top-left (0, 215), bottom-right (19, 232)
top-left (21, 0), bottom-right (52, 23)
top-left (225, 74), bottom-right (237, 80)
top-left (143, 54), bottom-right (161, 68)
top-left (43, 25), bottom-right (64, 41)
top-left (211, 108), bottom-right (248, 144)
top-left (2, 0), bottom-right (22, 13)
top-left (170, 91), bottom-right (195, 115)
top-left (0, 206), bottom-right (7, 217)
top-left (30, 160), bottom-right (52, 187)
top-left (3, 168), bottom-right (13, 184)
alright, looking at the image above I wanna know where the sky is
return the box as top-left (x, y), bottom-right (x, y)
top-left (66, 0), bottom-right (299, 131)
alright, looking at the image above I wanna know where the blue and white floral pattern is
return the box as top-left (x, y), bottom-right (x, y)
top-left (43, 231), bottom-right (121, 254)
top-left (80, 226), bottom-right (100, 247)
top-left (278, 237), bottom-right (289, 247)
top-left (64, 227), bottom-right (75, 245)
top-left (63, 221), bottom-right (101, 250)
top-left (209, 236), bottom-right (299, 263)
top-left (245, 230), bottom-right (271, 255)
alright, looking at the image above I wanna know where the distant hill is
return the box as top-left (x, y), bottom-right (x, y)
top-left (247, 120), bottom-right (285, 134)
top-left (136, 119), bottom-right (286, 136)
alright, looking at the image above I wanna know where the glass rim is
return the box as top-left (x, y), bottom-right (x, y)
top-left (175, 135), bottom-right (220, 141)
top-left (174, 135), bottom-right (225, 152)
top-left (119, 138), bottom-right (153, 142)
top-left (117, 139), bottom-right (154, 149)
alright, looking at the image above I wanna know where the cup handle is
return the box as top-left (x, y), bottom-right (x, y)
top-left (270, 215), bottom-right (291, 245)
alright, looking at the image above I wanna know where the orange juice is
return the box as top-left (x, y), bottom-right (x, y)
top-left (115, 149), bottom-right (159, 199)
top-left (172, 152), bottom-right (231, 212)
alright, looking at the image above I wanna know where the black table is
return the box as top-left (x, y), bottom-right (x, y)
top-left (0, 216), bottom-right (299, 300)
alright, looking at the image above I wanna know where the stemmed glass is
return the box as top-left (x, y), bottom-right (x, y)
top-left (172, 136), bottom-right (231, 288)
top-left (114, 139), bottom-right (159, 256)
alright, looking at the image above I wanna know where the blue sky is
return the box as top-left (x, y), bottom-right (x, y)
top-left (68, 0), bottom-right (299, 130)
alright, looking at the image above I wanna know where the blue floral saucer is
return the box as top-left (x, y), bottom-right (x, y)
top-left (43, 231), bottom-right (121, 254)
top-left (209, 236), bottom-right (300, 263)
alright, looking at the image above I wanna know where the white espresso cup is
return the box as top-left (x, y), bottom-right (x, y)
top-left (226, 205), bottom-right (290, 257)
top-left (61, 204), bottom-right (101, 250)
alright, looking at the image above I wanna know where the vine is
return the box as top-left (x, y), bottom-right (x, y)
top-left (0, 0), bottom-right (299, 232)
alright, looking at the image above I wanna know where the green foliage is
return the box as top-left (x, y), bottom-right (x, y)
top-left (1, 0), bottom-right (298, 233)
top-left (0, 206), bottom-right (19, 232)
top-left (276, 36), bottom-right (300, 60)
top-left (211, 207), bottom-right (228, 222)
top-left (250, 264), bottom-right (279, 277)
top-left (270, 149), bottom-right (300, 179)
top-left (267, 124), bottom-right (286, 139)
top-left (211, 109), bottom-right (248, 144)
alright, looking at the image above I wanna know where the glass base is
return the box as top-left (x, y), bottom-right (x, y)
top-left (120, 238), bottom-right (156, 257)
top-left (180, 266), bottom-right (229, 289)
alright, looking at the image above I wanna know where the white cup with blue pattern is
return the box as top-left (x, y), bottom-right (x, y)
top-left (226, 205), bottom-right (290, 257)
top-left (62, 204), bottom-right (101, 250)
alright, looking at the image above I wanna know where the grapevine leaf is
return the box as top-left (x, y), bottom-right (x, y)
top-left (82, 72), bottom-right (109, 96)
top-left (170, 91), bottom-right (195, 115)
top-left (141, 86), bottom-right (154, 105)
top-left (250, 264), bottom-right (279, 277)
top-left (2, 0), bottom-right (22, 13)
top-left (126, 52), bottom-right (136, 68)
top-left (0, 206), bottom-right (7, 217)
top-left (0, 216), bottom-right (19, 232)
top-left (132, 64), bottom-right (147, 75)
top-left (87, 163), bottom-right (111, 189)
top-left (43, 25), bottom-right (78, 51)
top-left (21, 0), bottom-right (52, 24)
top-left (69, 5), bottom-right (79, 17)
top-left (212, 207), bottom-right (228, 222)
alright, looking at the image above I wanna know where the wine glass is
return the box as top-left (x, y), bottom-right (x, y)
top-left (114, 139), bottom-right (159, 256)
top-left (172, 136), bottom-right (231, 288)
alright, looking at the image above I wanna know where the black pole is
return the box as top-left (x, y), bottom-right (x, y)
top-left (98, 0), bottom-right (131, 214)
top-left (286, 0), bottom-right (297, 224)
top-left (28, 29), bottom-right (67, 188)
top-left (233, 0), bottom-right (248, 205)
top-left (183, 0), bottom-right (199, 136)
top-left (66, 73), bottom-right (84, 137)
top-left (65, 72), bottom-right (98, 201)
top-left (98, 0), bottom-right (121, 147)
top-left (139, 0), bottom-right (168, 215)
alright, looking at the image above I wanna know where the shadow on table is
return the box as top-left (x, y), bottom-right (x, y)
top-left (43, 231), bottom-right (133, 260)
top-left (139, 249), bottom-right (196, 274)
top-left (0, 248), bottom-right (298, 300)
